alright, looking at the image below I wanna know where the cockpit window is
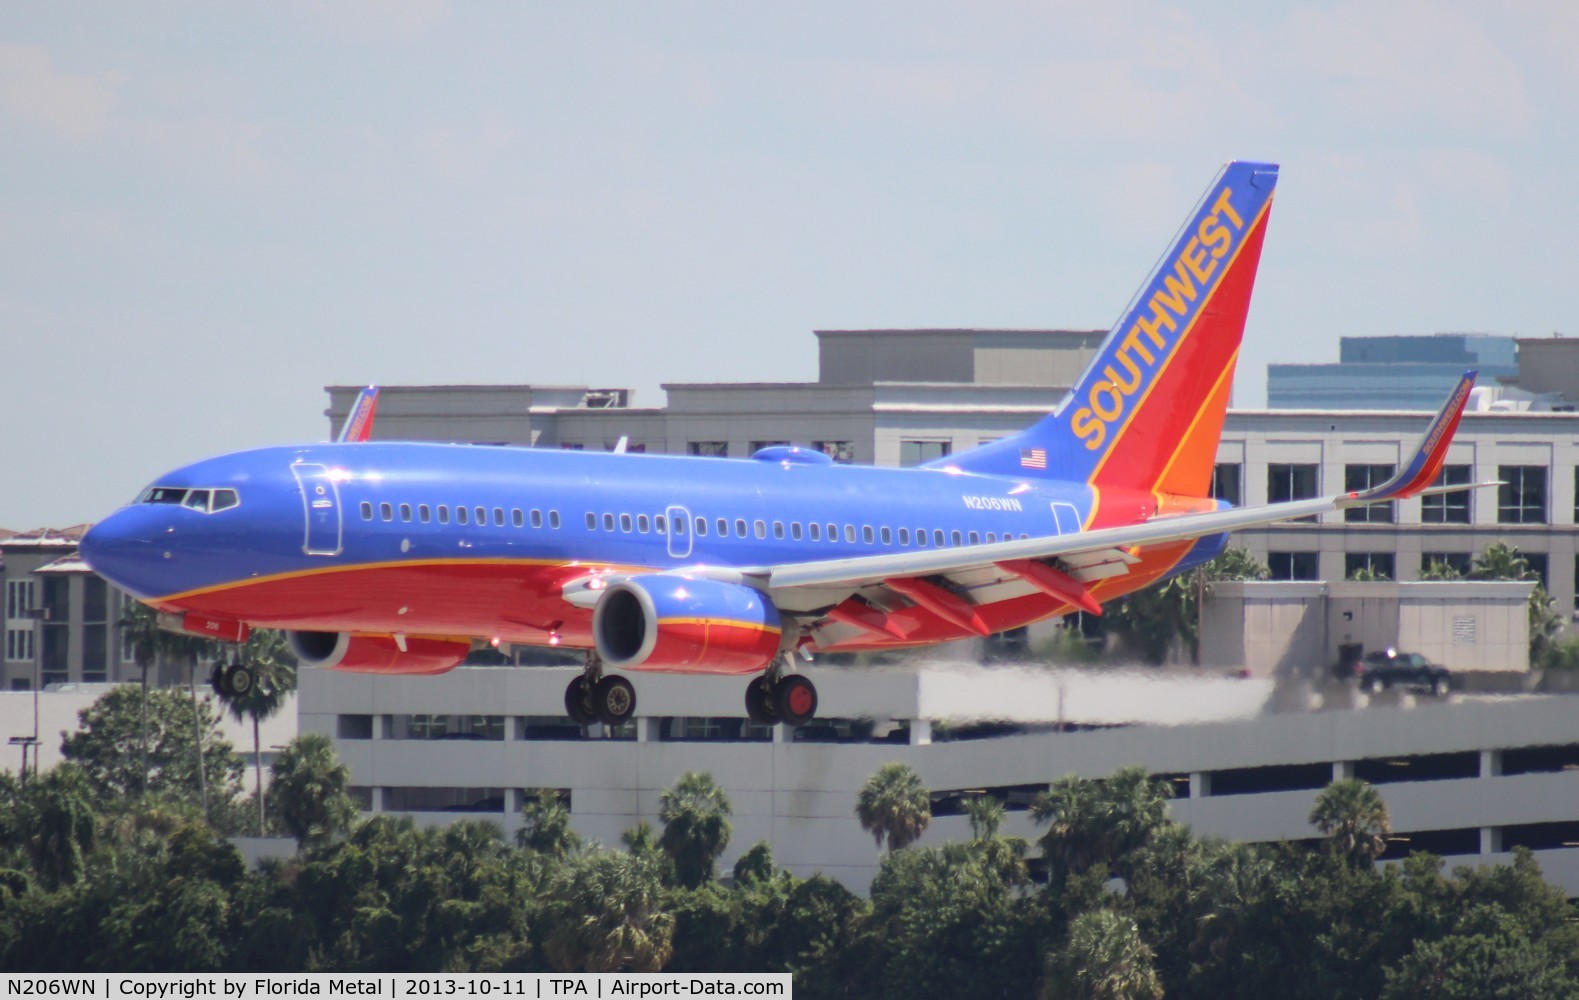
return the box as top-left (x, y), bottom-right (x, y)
top-left (138, 485), bottom-right (240, 514)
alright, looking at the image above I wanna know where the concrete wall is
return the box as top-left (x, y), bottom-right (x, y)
top-left (1202, 580), bottom-right (1532, 676)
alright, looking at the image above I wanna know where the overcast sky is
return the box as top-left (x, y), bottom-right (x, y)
top-left (3, 2), bottom-right (1575, 530)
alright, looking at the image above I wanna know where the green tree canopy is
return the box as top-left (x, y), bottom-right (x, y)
top-left (1309, 777), bottom-right (1392, 867)
top-left (658, 771), bottom-right (733, 889)
top-left (266, 733), bottom-right (357, 851)
top-left (60, 684), bottom-right (243, 809)
top-left (856, 762), bottom-right (931, 855)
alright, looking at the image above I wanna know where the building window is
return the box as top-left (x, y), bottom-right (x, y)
top-left (901, 440), bottom-right (950, 466)
top-left (1423, 465), bottom-right (1472, 524)
top-left (5, 630), bottom-right (34, 662)
top-left (1421, 552), bottom-right (1472, 577)
top-left (1344, 465), bottom-right (1396, 523)
top-left (384, 786), bottom-right (506, 814)
top-left (5, 580), bottom-right (34, 621)
top-left (1498, 466), bottom-right (1547, 524)
top-left (1524, 552), bottom-right (1550, 591)
top-left (816, 440), bottom-right (855, 464)
top-left (1268, 464), bottom-right (1319, 504)
top-left (1345, 552), bottom-right (1395, 580)
top-left (1211, 463), bottom-right (1243, 506)
top-left (1268, 551), bottom-right (1319, 581)
top-left (688, 441), bottom-right (729, 458)
top-left (560, 442), bottom-right (584, 451)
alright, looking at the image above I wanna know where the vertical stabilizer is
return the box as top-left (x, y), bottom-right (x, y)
top-left (932, 161), bottom-right (1279, 498)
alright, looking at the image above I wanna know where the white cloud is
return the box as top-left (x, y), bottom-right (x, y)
top-left (0, 43), bottom-right (121, 138)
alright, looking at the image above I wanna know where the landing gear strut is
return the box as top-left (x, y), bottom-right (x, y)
top-left (565, 653), bottom-right (637, 727)
top-left (744, 659), bottom-right (818, 728)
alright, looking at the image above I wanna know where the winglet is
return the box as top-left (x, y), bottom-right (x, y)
top-left (1352, 371), bottom-right (1477, 502)
top-left (337, 386), bottom-right (380, 443)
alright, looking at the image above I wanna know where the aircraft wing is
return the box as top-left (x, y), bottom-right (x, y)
top-left (761, 371), bottom-right (1480, 598)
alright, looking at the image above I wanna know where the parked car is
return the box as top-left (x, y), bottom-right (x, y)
top-left (1337, 648), bottom-right (1452, 696)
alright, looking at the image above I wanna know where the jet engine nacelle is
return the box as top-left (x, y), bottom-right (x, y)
top-left (287, 631), bottom-right (472, 675)
top-left (592, 575), bottom-right (782, 675)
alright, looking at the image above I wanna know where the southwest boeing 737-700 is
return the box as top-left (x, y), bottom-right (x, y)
top-left (81, 161), bottom-right (1479, 727)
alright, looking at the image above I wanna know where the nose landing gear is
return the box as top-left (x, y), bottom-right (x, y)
top-left (210, 661), bottom-right (255, 698)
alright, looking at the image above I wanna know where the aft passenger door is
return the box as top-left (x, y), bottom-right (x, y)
top-left (291, 463), bottom-right (344, 556)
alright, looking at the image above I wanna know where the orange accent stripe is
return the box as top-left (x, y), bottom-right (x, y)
top-left (658, 616), bottom-right (781, 635)
top-left (1153, 345), bottom-right (1240, 496)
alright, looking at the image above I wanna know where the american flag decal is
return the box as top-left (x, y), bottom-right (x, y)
top-left (1019, 448), bottom-right (1047, 470)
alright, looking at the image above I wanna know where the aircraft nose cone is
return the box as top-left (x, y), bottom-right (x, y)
top-left (80, 508), bottom-right (167, 598)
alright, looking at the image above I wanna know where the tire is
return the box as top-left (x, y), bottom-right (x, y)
top-left (1431, 676), bottom-right (1450, 697)
top-left (564, 677), bottom-right (597, 726)
top-left (1364, 676), bottom-right (1385, 695)
top-left (210, 663), bottom-right (227, 698)
top-left (594, 675), bottom-right (637, 726)
top-left (775, 674), bottom-right (819, 728)
top-left (224, 663), bottom-right (255, 697)
top-left (745, 675), bottom-right (778, 725)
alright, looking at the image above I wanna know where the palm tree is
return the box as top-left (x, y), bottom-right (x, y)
top-left (17, 763), bottom-right (97, 888)
top-left (1041, 907), bottom-right (1164, 1000)
top-left (215, 628), bottom-right (297, 835)
top-left (543, 850), bottom-right (674, 972)
top-left (518, 788), bottom-right (581, 858)
top-left (1031, 775), bottom-right (1106, 880)
top-left (855, 762), bottom-right (931, 854)
top-left (1309, 777), bottom-right (1392, 866)
top-left (267, 733), bottom-right (357, 850)
top-left (964, 793), bottom-right (1029, 886)
top-left (658, 771), bottom-right (733, 888)
top-left (1469, 540), bottom-right (1535, 581)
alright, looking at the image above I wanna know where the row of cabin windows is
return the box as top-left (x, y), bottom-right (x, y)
top-left (582, 510), bottom-right (1031, 548)
top-left (1212, 462), bottom-right (1552, 525)
top-left (360, 501), bottom-right (563, 530)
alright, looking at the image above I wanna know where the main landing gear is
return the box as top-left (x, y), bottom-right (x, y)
top-left (745, 659), bottom-right (819, 728)
top-left (210, 660), bottom-right (255, 699)
top-left (565, 653), bottom-right (637, 728)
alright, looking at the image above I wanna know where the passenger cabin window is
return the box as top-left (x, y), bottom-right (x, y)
top-left (360, 502), bottom-right (373, 521)
top-left (754, 520), bottom-right (766, 539)
top-left (695, 517), bottom-right (707, 537)
top-left (933, 529), bottom-right (945, 546)
top-left (735, 519), bottom-right (747, 537)
top-left (773, 521), bottom-right (784, 539)
top-left (530, 510), bottom-right (542, 528)
top-left (419, 504), bottom-right (431, 522)
top-left (881, 527), bottom-right (892, 544)
top-left (916, 530), bottom-right (928, 547)
top-left (438, 505), bottom-right (450, 524)
top-left (475, 506), bottom-right (487, 525)
top-left (951, 530), bottom-right (963, 546)
top-left (638, 514), bottom-right (650, 533)
top-left (380, 503), bottom-right (394, 521)
top-left (457, 506), bottom-right (469, 525)
top-left (400, 503), bottom-right (412, 522)
top-left (826, 523), bottom-right (837, 541)
top-left (620, 514), bottom-right (633, 533)
top-left (968, 531), bottom-right (981, 545)
top-left (844, 525), bottom-right (856, 543)
top-left (791, 523), bottom-right (803, 540)
top-left (604, 514), bottom-right (615, 531)
top-left (809, 523), bottom-right (821, 541)
top-left (493, 507), bottom-right (505, 526)
top-left (862, 526), bottom-right (874, 544)
top-left (586, 513), bottom-right (597, 530)
top-left (549, 511), bottom-right (561, 529)
top-left (513, 509), bottom-right (525, 528)
top-left (655, 515), bottom-right (666, 534)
